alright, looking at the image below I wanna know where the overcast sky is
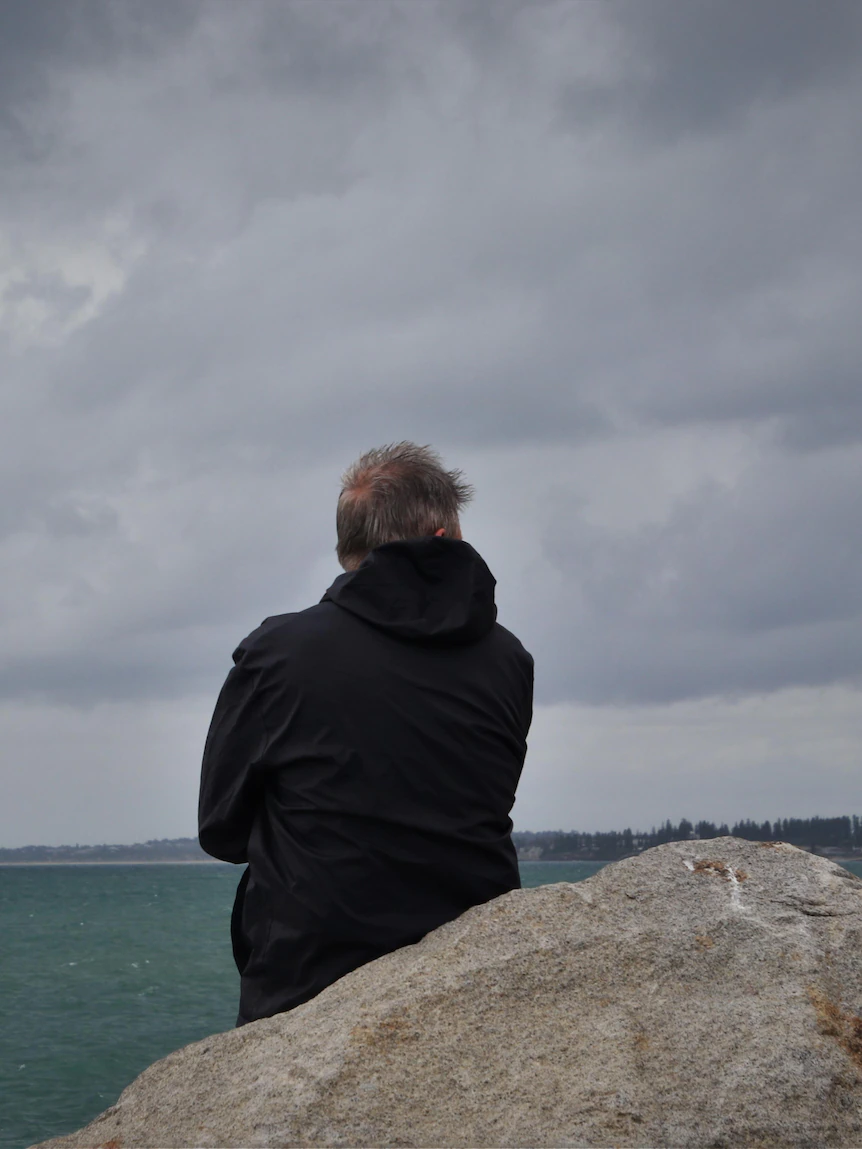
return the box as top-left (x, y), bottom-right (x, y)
top-left (2, 0), bottom-right (861, 847)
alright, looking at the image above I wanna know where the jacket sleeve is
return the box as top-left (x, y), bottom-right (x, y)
top-left (198, 646), bottom-right (269, 864)
top-left (520, 652), bottom-right (535, 744)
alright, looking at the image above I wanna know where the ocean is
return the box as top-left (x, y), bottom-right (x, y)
top-left (3, 858), bottom-right (860, 1149)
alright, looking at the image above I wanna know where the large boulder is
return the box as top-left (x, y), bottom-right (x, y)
top-left (39, 838), bottom-right (862, 1148)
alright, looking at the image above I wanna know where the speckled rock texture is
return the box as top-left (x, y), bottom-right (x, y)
top-left (37, 838), bottom-right (862, 1148)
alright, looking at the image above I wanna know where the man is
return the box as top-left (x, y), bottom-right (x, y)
top-left (199, 442), bottom-right (534, 1025)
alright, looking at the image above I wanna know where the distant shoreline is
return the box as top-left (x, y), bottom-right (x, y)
top-left (0, 859), bottom-right (226, 866)
top-left (0, 858), bottom-right (608, 867)
top-left (2, 856), bottom-right (860, 867)
top-left (5, 823), bottom-right (859, 867)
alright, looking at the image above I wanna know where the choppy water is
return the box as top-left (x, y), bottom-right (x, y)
top-left (3, 859), bottom-right (859, 1149)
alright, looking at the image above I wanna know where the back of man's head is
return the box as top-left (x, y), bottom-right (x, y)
top-left (336, 441), bottom-right (473, 571)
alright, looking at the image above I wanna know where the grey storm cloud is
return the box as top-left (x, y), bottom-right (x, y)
top-left (0, 0), bottom-right (201, 170)
top-left (525, 447), bottom-right (862, 706)
top-left (1, 0), bottom-right (861, 718)
top-left (555, 0), bottom-right (862, 140)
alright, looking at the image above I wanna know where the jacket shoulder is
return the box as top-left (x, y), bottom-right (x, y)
top-left (491, 621), bottom-right (534, 667)
top-left (231, 603), bottom-right (338, 664)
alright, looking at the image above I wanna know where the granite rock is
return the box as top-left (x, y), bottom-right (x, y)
top-left (37, 838), bottom-right (862, 1148)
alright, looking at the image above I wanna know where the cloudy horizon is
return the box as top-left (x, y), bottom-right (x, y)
top-left (2, 1), bottom-right (861, 847)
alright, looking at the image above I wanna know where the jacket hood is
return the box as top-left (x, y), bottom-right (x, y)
top-left (321, 537), bottom-right (497, 645)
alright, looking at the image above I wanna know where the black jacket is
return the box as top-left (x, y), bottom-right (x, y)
top-left (198, 537), bottom-right (533, 1024)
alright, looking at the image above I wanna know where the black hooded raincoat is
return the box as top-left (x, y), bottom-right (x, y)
top-left (198, 536), bottom-right (534, 1024)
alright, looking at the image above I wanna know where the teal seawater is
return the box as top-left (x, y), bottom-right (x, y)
top-left (3, 859), bottom-right (860, 1149)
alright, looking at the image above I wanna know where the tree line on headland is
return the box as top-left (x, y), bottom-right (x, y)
top-left (0, 837), bottom-right (210, 863)
top-left (512, 815), bottom-right (862, 860)
top-left (1, 816), bottom-right (860, 863)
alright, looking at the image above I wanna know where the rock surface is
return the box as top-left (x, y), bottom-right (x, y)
top-left (38, 838), bottom-right (862, 1148)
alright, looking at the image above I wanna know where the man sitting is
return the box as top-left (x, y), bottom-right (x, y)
top-left (198, 441), bottom-right (534, 1025)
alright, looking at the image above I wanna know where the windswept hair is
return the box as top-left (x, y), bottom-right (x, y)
top-left (336, 442), bottom-right (474, 570)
